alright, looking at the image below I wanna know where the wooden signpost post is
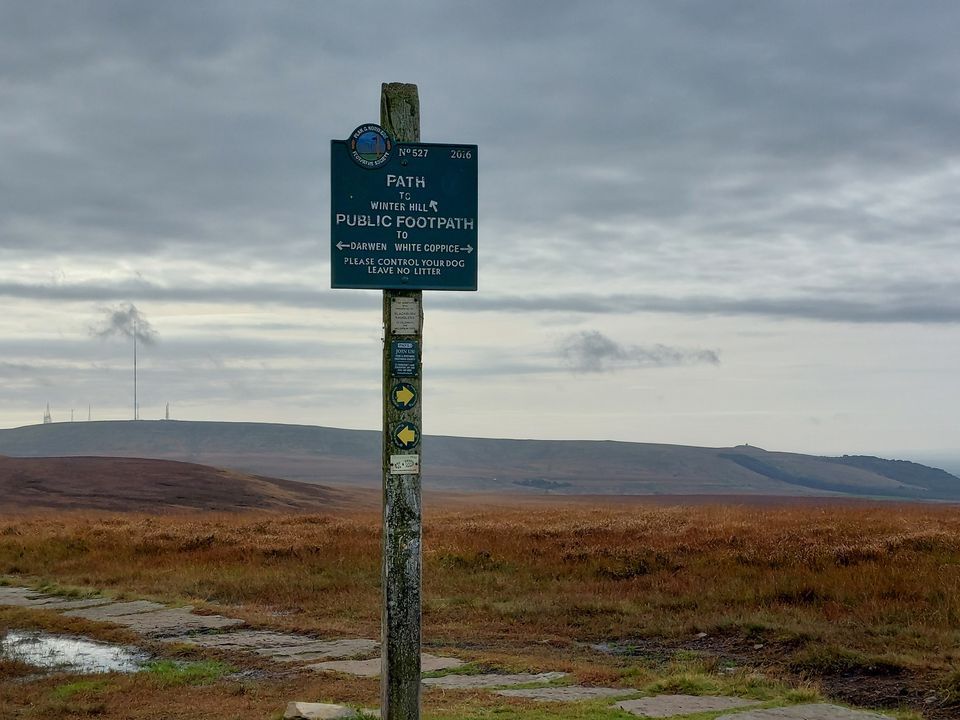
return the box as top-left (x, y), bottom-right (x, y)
top-left (379, 84), bottom-right (424, 719)
top-left (330, 83), bottom-right (478, 720)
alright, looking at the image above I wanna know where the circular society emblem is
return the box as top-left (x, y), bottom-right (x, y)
top-left (349, 124), bottom-right (393, 169)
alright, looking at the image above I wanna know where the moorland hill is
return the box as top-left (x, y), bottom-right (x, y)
top-left (0, 420), bottom-right (957, 501)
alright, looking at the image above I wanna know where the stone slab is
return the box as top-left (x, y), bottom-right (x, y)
top-left (0, 592), bottom-right (111, 611)
top-left (498, 686), bottom-right (637, 701)
top-left (261, 639), bottom-right (378, 662)
top-left (284, 701), bottom-right (358, 719)
top-left (310, 653), bottom-right (464, 678)
top-left (422, 671), bottom-right (567, 689)
top-left (23, 597), bottom-right (113, 610)
top-left (163, 630), bottom-right (377, 661)
top-left (0, 587), bottom-right (42, 603)
top-left (63, 600), bottom-right (168, 620)
top-left (0, 587), bottom-right (111, 610)
top-left (616, 695), bottom-right (762, 717)
top-left (107, 609), bottom-right (243, 636)
top-left (162, 629), bottom-right (303, 648)
top-left (716, 705), bottom-right (894, 720)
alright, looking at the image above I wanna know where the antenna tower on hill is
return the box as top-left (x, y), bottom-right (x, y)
top-left (133, 318), bottom-right (138, 420)
top-left (43, 403), bottom-right (52, 424)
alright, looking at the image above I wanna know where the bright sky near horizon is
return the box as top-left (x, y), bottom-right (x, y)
top-left (2, 1), bottom-right (958, 458)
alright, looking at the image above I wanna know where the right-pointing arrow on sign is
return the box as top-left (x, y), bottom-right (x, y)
top-left (394, 385), bottom-right (415, 406)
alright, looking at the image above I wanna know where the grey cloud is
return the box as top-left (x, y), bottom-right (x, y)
top-left (0, 2), bottom-right (959, 414)
top-left (3, 1), bottom-right (960, 266)
top-left (440, 288), bottom-right (960, 325)
top-left (559, 330), bottom-right (719, 373)
top-left (0, 280), bottom-right (379, 312)
top-left (0, 335), bottom-right (371, 366)
top-left (2, 278), bottom-right (960, 325)
top-left (90, 303), bottom-right (158, 345)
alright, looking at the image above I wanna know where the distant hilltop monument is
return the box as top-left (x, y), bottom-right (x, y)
top-left (43, 403), bottom-right (52, 424)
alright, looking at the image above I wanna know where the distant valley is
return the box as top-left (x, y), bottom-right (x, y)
top-left (0, 420), bottom-right (957, 502)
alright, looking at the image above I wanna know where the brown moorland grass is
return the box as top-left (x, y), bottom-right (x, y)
top-left (1, 501), bottom-right (958, 716)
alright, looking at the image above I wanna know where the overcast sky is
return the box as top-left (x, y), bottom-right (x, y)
top-left (2, 1), bottom-right (958, 458)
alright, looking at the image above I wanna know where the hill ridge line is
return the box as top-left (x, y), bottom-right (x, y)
top-left (0, 420), bottom-right (957, 501)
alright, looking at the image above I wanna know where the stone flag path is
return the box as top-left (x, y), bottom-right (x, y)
top-left (1, 585), bottom-right (895, 719)
top-left (616, 695), bottom-right (762, 717)
top-left (163, 630), bottom-right (378, 663)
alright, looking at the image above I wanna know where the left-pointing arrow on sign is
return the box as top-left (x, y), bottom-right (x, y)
top-left (393, 421), bottom-right (420, 449)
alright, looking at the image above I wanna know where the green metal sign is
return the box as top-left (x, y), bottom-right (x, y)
top-left (331, 124), bottom-right (478, 290)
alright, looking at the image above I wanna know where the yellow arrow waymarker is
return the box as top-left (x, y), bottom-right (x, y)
top-left (397, 425), bottom-right (418, 445)
top-left (395, 385), bottom-right (415, 406)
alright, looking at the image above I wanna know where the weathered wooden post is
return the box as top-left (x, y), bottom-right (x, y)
top-left (329, 82), bottom-right (477, 720)
top-left (379, 82), bottom-right (423, 719)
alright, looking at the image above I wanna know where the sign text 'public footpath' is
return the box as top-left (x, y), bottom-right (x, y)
top-left (331, 124), bottom-right (478, 290)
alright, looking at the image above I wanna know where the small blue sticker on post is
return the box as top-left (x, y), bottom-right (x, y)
top-left (391, 340), bottom-right (419, 377)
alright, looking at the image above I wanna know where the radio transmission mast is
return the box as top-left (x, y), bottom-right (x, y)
top-left (133, 318), bottom-right (138, 420)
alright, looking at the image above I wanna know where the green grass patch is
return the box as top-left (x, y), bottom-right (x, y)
top-left (34, 581), bottom-right (102, 599)
top-left (422, 661), bottom-right (491, 678)
top-left (638, 666), bottom-right (820, 704)
top-left (140, 659), bottom-right (233, 687)
top-left (641, 670), bottom-right (731, 697)
top-left (789, 645), bottom-right (910, 676)
top-left (427, 697), bottom-right (640, 720)
top-left (50, 679), bottom-right (112, 701)
top-left (940, 664), bottom-right (960, 704)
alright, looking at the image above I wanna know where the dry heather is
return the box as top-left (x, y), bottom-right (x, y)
top-left (1, 502), bottom-right (958, 671)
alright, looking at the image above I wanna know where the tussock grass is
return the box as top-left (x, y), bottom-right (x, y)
top-left (0, 656), bottom-right (35, 680)
top-left (50, 678), bottom-right (112, 701)
top-left (1, 504), bottom-right (958, 664)
top-left (1, 502), bottom-right (959, 717)
top-left (140, 659), bottom-right (234, 687)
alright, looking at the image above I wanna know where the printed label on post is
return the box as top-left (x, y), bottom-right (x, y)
top-left (390, 296), bottom-right (420, 334)
top-left (390, 340), bottom-right (419, 377)
top-left (390, 454), bottom-right (420, 475)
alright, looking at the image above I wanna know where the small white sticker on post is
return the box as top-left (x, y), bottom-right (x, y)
top-left (391, 296), bottom-right (420, 334)
top-left (390, 454), bottom-right (420, 475)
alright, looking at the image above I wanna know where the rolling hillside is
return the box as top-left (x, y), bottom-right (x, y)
top-left (0, 420), bottom-right (957, 501)
top-left (0, 454), bottom-right (375, 512)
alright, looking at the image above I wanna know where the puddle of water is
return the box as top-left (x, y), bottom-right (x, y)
top-left (1, 630), bottom-right (148, 673)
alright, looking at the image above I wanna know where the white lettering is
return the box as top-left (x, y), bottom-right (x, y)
top-left (386, 175), bottom-right (427, 189)
top-left (335, 214), bottom-right (393, 228)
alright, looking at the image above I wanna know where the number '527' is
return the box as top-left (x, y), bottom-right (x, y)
top-left (449, 149), bottom-right (472, 159)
